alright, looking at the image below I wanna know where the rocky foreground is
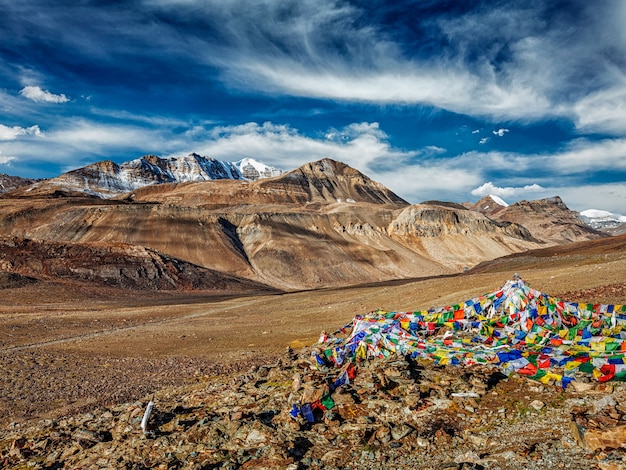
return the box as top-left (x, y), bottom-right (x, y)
top-left (2, 345), bottom-right (626, 470)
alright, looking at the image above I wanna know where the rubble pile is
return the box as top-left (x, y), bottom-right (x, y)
top-left (2, 347), bottom-right (626, 470)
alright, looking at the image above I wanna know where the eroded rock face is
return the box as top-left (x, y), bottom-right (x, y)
top-left (0, 237), bottom-right (276, 293)
top-left (0, 174), bottom-right (39, 193)
top-left (387, 202), bottom-right (541, 271)
top-left (471, 196), bottom-right (605, 244)
top-left (389, 202), bottom-right (535, 239)
top-left (0, 197), bottom-right (548, 290)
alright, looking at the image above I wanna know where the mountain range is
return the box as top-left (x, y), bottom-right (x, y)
top-left (10, 154), bottom-right (282, 198)
top-left (0, 156), bottom-right (616, 292)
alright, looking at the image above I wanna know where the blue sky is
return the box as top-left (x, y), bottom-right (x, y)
top-left (1, 0), bottom-right (625, 213)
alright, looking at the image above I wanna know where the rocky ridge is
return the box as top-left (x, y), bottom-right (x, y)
top-left (0, 173), bottom-right (38, 193)
top-left (0, 237), bottom-right (276, 293)
top-left (470, 196), bottom-right (604, 245)
top-left (17, 154), bottom-right (283, 198)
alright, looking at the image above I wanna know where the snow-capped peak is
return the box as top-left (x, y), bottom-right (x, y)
top-left (235, 158), bottom-right (283, 180)
top-left (489, 194), bottom-right (509, 207)
top-left (579, 209), bottom-right (626, 230)
top-left (45, 154), bottom-right (284, 198)
top-left (580, 209), bottom-right (626, 221)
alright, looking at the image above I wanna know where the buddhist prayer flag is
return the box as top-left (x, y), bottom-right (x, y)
top-left (315, 277), bottom-right (626, 389)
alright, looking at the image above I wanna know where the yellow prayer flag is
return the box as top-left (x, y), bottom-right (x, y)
top-left (590, 342), bottom-right (606, 352)
top-left (564, 361), bottom-right (581, 371)
top-left (539, 372), bottom-right (561, 384)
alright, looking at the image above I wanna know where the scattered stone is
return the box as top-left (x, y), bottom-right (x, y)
top-left (585, 425), bottom-right (626, 451)
top-left (1, 346), bottom-right (626, 469)
top-left (454, 450), bottom-right (482, 464)
top-left (390, 423), bottom-right (413, 440)
top-left (530, 400), bottom-right (545, 411)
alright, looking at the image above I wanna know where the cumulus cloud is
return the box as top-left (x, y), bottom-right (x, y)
top-left (492, 128), bottom-right (509, 137)
top-left (175, 121), bottom-right (477, 203)
top-left (471, 181), bottom-right (544, 198)
top-left (0, 124), bottom-right (43, 140)
top-left (540, 183), bottom-right (626, 214)
top-left (193, 121), bottom-right (418, 172)
top-left (468, 181), bottom-right (626, 214)
top-left (460, 137), bottom-right (626, 211)
top-left (20, 86), bottom-right (69, 103)
top-left (479, 137), bottom-right (489, 145)
top-left (27, 117), bottom-right (625, 208)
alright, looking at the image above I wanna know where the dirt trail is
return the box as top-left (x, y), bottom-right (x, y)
top-left (0, 296), bottom-right (268, 354)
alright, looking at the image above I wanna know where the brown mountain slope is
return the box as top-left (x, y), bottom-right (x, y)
top-left (470, 196), bottom-right (604, 244)
top-left (388, 201), bottom-right (540, 271)
top-left (125, 158), bottom-right (408, 206)
top-left (0, 196), bottom-right (443, 289)
top-left (0, 237), bottom-right (276, 293)
top-left (257, 158), bottom-right (408, 204)
top-left (0, 160), bottom-right (593, 291)
top-left (0, 173), bottom-right (39, 193)
top-left (0, 194), bottom-right (545, 290)
top-left (468, 232), bottom-right (626, 275)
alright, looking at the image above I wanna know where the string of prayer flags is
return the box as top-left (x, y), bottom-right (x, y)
top-left (315, 277), bottom-right (626, 388)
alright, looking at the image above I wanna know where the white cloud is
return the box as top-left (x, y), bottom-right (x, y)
top-left (1, 111), bottom-right (624, 212)
top-left (175, 121), bottom-right (480, 203)
top-left (150, 0), bottom-right (623, 127)
top-left (194, 121), bottom-right (417, 172)
top-left (20, 86), bottom-right (69, 104)
top-left (479, 137), bottom-right (489, 145)
top-left (468, 181), bottom-right (626, 214)
top-left (471, 181), bottom-right (544, 198)
top-left (460, 138), bottom-right (626, 212)
top-left (0, 124), bottom-right (43, 140)
top-left (141, 0), bottom-right (555, 121)
top-left (2, 1), bottom-right (625, 132)
top-left (574, 83), bottom-right (626, 134)
top-left (544, 183), bottom-right (626, 215)
top-left (0, 151), bottom-right (17, 165)
top-left (549, 138), bottom-right (626, 174)
top-left (456, 137), bottom-right (626, 177)
top-left (0, 118), bottom-right (177, 172)
top-left (492, 128), bottom-right (509, 137)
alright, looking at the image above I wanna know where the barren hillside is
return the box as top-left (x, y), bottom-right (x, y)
top-left (470, 195), bottom-right (603, 244)
top-left (1, 159), bottom-right (593, 291)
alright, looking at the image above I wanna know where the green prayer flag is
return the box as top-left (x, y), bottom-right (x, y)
top-left (321, 395), bottom-right (335, 410)
top-left (579, 362), bottom-right (595, 374)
